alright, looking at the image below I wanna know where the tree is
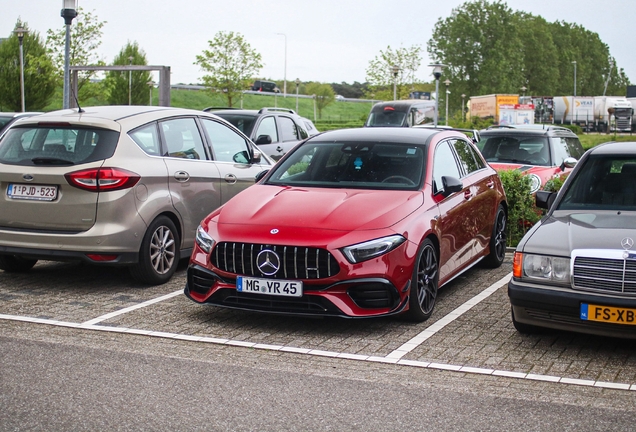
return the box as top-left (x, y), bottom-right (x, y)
top-left (428, 0), bottom-right (524, 107)
top-left (194, 31), bottom-right (263, 107)
top-left (516, 13), bottom-right (560, 96)
top-left (0, 20), bottom-right (56, 111)
top-left (46, 7), bottom-right (106, 100)
top-left (103, 42), bottom-right (151, 105)
top-left (305, 82), bottom-right (335, 119)
top-left (365, 45), bottom-right (422, 100)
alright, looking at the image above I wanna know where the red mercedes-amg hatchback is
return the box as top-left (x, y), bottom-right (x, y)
top-left (185, 127), bottom-right (507, 321)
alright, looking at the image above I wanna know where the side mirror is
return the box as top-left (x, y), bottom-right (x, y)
top-left (255, 135), bottom-right (272, 145)
top-left (255, 170), bottom-right (269, 182)
top-left (560, 157), bottom-right (577, 171)
top-left (536, 190), bottom-right (556, 210)
top-left (251, 149), bottom-right (262, 164)
top-left (440, 176), bottom-right (463, 197)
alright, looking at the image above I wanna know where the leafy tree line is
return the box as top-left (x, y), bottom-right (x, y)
top-left (426, 0), bottom-right (630, 111)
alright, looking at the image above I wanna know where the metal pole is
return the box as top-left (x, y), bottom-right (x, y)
top-left (128, 56), bottom-right (133, 105)
top-left (313, 95), bottom-right (316, 121)
top-left (434, 78), bottom-right (439, 127)
top-left (63, 23), bottom-right (71, 109)
top-left (295, 82), bottom-right (299, 112)
top-left (18, 36), bottom-right (25, 112)
top-left (445, 90), bottom-right (449, 126)
top-left (276, 33), bottom-right (287, 97)
top-left (572, 61), bottom-right (577, 97)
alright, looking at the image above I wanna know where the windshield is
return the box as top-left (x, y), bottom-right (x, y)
top-left (216, 114), bottom-right (257, 136)
top-left (477, 135), bottom-right (551, 166)
top-left (266, 141), bottom-right (425, 190)
top-left (558, 155), bottom-right (636, 211)
top-left (365, 109), bottom-right (407, 127)
top-left (0, 126), bottom-right (119, 166)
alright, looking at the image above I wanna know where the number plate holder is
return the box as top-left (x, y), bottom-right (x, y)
top-left (237, 276), bottom-right (303, 297)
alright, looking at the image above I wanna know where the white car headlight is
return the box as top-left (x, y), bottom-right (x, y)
top-left (341, 235), bottom-right (406, 264)
top-left (195, 225), bottom-right (215, 254)
top-left (528, 173), bottom-right (542, 194)
top-left (522, 253), bottom-right (570, 285)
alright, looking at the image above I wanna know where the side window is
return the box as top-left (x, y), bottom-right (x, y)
top-left (552, 137), bottom-right (571, 165)
top-left (130, 123), bottom-right (161, 155)
top-left (433, 141), bottom-right (461, 194)
top-left (279, 116), bottom-right (299, 142)
top-left (452, 139), bottom-right (482, 175)
top-left (201, 119), bottom-right (250, 164)
top-left (161, 118), bottom-right (208, 160)
top-left (255, 116), bottom-right (278, 143)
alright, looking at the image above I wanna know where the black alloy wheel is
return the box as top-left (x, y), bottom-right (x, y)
top-left (483, 204), bottom-right (507, 268)
top-left (405, 239), bottom-right (438, 322)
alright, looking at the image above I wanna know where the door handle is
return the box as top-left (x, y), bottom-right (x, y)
top-left (224, 174), bottom-right (237, 184)
top-left (487, 180), bottom-right (495, 189)
top-left (276, 146), bottom-right (283, 153)
top-left (464, 190), bottom-right (472, 200)
top-left (174, 171), bottom-right (190, 182)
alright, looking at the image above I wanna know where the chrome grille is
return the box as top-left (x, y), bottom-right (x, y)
top-left (212, 242), bottom-right (340, 279)
top-left (573, 256), bottom-right (636, 295)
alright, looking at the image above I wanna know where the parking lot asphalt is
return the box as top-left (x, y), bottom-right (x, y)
top-left (1, 253), bottom-right (636, 409)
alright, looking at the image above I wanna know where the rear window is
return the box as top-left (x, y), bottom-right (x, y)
top-left (0, 126), bottom-right (119, 166)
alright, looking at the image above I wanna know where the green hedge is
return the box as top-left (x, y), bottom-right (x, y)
top-left (498, 169), bottom-right (541, 247)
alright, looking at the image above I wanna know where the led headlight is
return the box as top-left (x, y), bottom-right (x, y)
top-left (528, 173), bottom-right (542, 194)
top-left (341, 235), bottom-right (406, 263)
top-left (195, 225), bottom-right (215, 254)
top-left (522, 253), bottom-right (570, 285)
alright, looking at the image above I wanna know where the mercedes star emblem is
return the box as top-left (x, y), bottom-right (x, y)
top-left (256, 249), bottom-right (281, 276)
top-left (621, 237), bottom-right (634, 251)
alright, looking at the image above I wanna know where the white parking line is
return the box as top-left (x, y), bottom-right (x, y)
top-left (81, 289), bottom-right (183, 325)
top-left (386, 273), bottom-right (512, 359)
top-left (0, 312), bottom-right (635, 392)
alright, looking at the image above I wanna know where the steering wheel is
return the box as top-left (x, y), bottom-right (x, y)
top-left (382, 175), bottom-right (416, 186)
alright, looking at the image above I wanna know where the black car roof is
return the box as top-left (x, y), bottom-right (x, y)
top-left (589, 141), bottom-right (636, 155)
top-left (480, 125), bottom-right (577, 138)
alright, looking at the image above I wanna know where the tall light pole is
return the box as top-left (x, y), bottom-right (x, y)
top-left (295, 78), bottom-right (300, 112)
top-left (429, 64), bottom-right (445, 127)
top-left (128, 56), bottom-right (133, 105)
top-left (147, 80), bottom-right (155, 106)
top-left (572, 61), bottom-right (577, 96)
top-left (14, 26), bottom-right (28, 112)
top-left (520, 86), bottom-right (527, 97)
top-left (276, 33), bottom-right (287, 97)
top-left (603, 58), bottom-right (614, 96)
top-left (461, 94), bottom-right (466, 122)
top-left (392, 65), bottom-right (400, 100)
top-left (443, 79), bottom-right (451, 126)
top-left (61, 0), bottom-right (78, 109)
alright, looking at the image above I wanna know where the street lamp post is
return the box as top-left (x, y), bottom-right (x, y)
top-left (391, 65), bottom-right (400, 100)
top-left (520, 86), bottom-right (527, 97)
top-left (295, 78), bottom-right (300, 112)
top-left (276, 33), bottom-right (287, 97)
top-left (14, 26), bottom-right (28, 112)
top-left (128, 56), bottom-right (133, 105)
top-left (443, 79), bottom-right (451, 126)
top-left (572, 61), bottom-right (577, 96)
top-left (428, 64), bottom-right (445, 127)
top-left (147, 80), bottom-right (154, 106)
top-left (461, 93), bottom-right (466, 122)
top-left (61, 0), bottom-right (78, 109)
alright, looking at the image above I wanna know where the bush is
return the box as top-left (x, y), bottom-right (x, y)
top-left (498, 170), bottom-right (541, 247)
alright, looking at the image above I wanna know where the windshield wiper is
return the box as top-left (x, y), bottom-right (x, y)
top-left (31, 157), bottom-right (74, 165)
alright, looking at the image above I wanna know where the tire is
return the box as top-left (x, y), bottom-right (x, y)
top-left (511, 307), bottom-right (543, 334)
top-left (404, 239), bottom-right (439, 322)
top-left (0, 255), bottom-right (37, 273)
top-left (482, 204), bottom-right (507, 268)
top-left (129, 216), bottom-right (180, 285)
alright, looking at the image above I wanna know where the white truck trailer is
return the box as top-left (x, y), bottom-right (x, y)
top-left (594, 96), bottom-right (633, 133)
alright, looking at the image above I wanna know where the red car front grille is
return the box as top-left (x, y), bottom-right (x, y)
top-left (212, 242), bottom-right (340, 279)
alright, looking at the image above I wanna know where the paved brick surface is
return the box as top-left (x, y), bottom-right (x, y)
top-left (1, 254), bottom-right (636, 391)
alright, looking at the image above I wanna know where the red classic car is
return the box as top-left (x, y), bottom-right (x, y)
top-left (185, 127), bottom-right (507, 321)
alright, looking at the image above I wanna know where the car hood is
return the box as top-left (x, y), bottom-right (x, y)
top-left (217, 185), bottom-right (424, 231)
top-left (521, 211), bottom-right (636, 256)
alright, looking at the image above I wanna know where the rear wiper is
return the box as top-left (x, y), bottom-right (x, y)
top-left (31, 157), bottom-right (74, 165)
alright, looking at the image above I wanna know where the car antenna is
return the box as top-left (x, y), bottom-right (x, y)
top-left (72, 91), bottom-right (85, 113)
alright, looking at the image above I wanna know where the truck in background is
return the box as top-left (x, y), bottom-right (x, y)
top-left (593, 96), bottom-right (633, 133)
top-left (469, 94), bottom-right (519, 124)
top-left (553, 96), bottom-right (594, 131)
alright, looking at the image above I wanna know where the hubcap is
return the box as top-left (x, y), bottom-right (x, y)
top-left (150, 226), bottom-right (176, 275)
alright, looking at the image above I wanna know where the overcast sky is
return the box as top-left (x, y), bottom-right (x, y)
top-left (4, 0), bottom-right (634, 89)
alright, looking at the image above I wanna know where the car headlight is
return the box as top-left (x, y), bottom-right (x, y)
top-left (518, 253), bottom-right (570, 285)
top-left (195, 225), bottom-right (215, 254)
top-left (341, 235), bottom-right (406, 264)
top-left (528, 174), bottom-right (542, 194)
